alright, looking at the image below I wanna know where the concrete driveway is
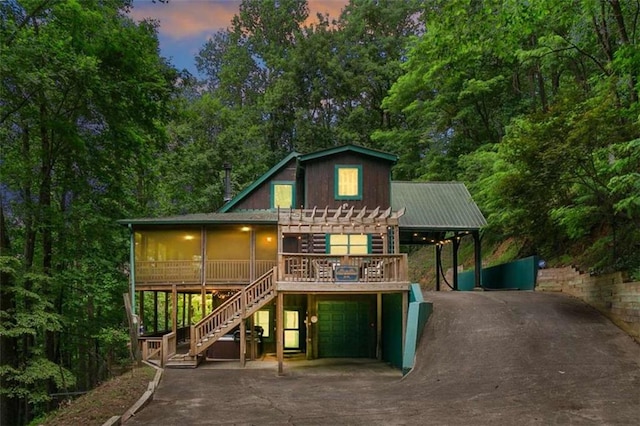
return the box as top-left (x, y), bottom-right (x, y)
top-left (126, 292), bottom-right (640, 425)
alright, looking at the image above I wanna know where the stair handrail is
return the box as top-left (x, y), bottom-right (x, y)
top-left (243, 267), bottom-right (276, 313)
top-left (190, 267), bottom-right (277, 356)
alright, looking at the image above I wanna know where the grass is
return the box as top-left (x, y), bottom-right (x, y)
top-left (36, 364), bottom-right (157, 426)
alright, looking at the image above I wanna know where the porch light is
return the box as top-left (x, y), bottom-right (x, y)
top-left (240, 226), bottom-right (251, 232)
top-left (266, 236), bottom-right (273, 243)
top-left (184, 235), bottom-right (195, 240)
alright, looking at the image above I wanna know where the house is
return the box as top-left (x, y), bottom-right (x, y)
top-left (120, 145), bottom-right (486, 371)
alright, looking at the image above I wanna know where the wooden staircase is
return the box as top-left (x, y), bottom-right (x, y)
top-left (175, 267), bottom-right (277, 366)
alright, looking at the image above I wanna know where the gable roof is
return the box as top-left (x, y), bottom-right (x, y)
top-left (218, 151), bottom-right (299, 213)
top-left (298, 144), bottom-right (397, 163)
top-left (391, 181), bottom-right (487, 231)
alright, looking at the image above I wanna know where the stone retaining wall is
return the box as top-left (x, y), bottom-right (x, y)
top-left (537, 267), bottom-right (640, 342)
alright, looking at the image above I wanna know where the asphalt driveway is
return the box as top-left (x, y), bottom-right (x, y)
top-left (126, 291), bottom-right (640, 425)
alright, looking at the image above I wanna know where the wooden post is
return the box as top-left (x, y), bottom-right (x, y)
top-left (402, 291), bottom-right (408, 356)
top-left (473, 231), bottom-right (482, 289)
top-left (172, 285), bottom-right (177, 333)
top-left (276, 292), bottom-right (284, 375)
top-left (452, 235), bottom-right (460, 291)
top-left (376, 293), bottom-right (382, 360)
top-left (123, 293), bottom-right (141, 364)
top-left (164, 292), bottom-right (169, 331)
top-left (182, 293), bottom-right (186, 328)
top-left (201, 286), bottom-right (206, 317)
top-left (240, 289), bottom-right (246, 367)
top-left (138, 291), bottom-right (145, 333)
top-left (435, 244), bottom-right (441, 291)
top-left (153, 291), bottom-right (158, 333)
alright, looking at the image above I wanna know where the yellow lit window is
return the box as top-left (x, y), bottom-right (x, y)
top-left (335, 165), bottom-right (362, 200)
top-left (328, 234), bottom-right (370, 254)
top-left (272, 182), bottom-right (294, 208)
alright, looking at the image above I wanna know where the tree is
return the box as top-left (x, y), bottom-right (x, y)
top-left (0, 1), bottom-right (176, 423)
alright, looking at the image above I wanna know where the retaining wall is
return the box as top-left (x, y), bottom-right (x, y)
top-left (537, 267), bottom-right (640, 342)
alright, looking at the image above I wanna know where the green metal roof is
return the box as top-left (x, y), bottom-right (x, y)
top-left (391, 181), bottom-right (487, 231)
top-left (298, 144), bottom-right (397, 163)
top-left (218, 151), bottom-right (300, 213)
top-left (118, 211), bottom-right (278, 226)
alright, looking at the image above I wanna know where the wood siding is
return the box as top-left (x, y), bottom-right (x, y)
top-left (232, 159), bottom-right (298, 210)
top-left (303, 152), bottom-right (392, 209)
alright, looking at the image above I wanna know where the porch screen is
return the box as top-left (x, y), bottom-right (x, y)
top-left (328, 234), bottom-right (369, 255)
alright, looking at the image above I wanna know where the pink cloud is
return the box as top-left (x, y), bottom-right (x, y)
top-left (130, 1), bottom-right (237, 39)
top-left (130, 0), bottom-right (347, 41)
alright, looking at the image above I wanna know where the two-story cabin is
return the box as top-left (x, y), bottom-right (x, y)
top-left (121, 145), bottom-right (486, 371)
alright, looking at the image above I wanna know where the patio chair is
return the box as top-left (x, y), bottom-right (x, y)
top-left (313, 259), bottom-right (334, 281)
top-left (364, 260), bottom-right (384, 282)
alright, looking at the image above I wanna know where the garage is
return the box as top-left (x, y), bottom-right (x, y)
top-left (317, 299), bottom-right (375, 358)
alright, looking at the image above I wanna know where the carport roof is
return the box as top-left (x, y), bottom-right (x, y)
top-left (391, 181), bottom-right (487, 231)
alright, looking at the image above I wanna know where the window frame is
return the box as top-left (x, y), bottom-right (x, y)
top-left (334, 165), bottom-right (363, 200)
top-left (270, 181), bottom-right (296, 209)
top-left (326, 234), bottom-right (372, 255)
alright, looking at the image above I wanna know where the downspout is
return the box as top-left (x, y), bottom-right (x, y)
top-left (129, 224), bottom-right (136, 315)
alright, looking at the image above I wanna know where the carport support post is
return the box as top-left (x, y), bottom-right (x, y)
top-left (276, 292), bottom-right (284, 375)
top-left (452, 236), bottom-right (460, 291)
top-left (473, 231), bottom-right (482, 288)
top-left (435, 244), bottom-right (442, 291)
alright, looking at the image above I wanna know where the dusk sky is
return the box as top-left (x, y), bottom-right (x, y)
top-left (129, 0), bottom-right (349, 77)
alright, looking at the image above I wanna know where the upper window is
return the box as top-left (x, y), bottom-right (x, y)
top-left (271, 181), bottom-right (295, 209)
top-left (334, 165), bottom-right (363, 200)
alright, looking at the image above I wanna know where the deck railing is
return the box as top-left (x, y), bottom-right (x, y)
top-left (135, 259), bottom-right (277, 284)
top-left (139, 331), bottom-right (177, 367)
top-left (279, 253), bottom-right (408, 283)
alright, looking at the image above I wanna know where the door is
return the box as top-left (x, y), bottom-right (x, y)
top-left (317, 300), bottom-right (374, 358)
top-left (284, 309), bottom-right (301, 351)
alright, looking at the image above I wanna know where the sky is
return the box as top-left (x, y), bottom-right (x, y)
top-left (129, 0), bottom-right (349, 77)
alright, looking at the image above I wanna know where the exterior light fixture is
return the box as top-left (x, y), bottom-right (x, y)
top-left (240, 226), bottom-right (251, 232)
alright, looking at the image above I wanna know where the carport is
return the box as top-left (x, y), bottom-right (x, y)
top-left (391, 182), bottom-right (487, 290)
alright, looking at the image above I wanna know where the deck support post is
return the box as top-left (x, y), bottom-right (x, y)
top-left (138, 291), bottom-right (145, 332)
top-left (276, 292), bottom-right (284, 375)
top-left (240, 290), bottom-right (246, 367)
top-left (171, 285), bottom-right (177, 333)
top-left (376, 293), bottom-right (382, 360)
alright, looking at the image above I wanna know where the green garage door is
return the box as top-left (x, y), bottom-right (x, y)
top-left (317, 301), bottom-right (372, 358)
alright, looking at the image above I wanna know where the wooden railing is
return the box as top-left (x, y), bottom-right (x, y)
top-left (139, 331), bottom-right (177, 367)
top-left (279, 253), bottom-right (408, 283)
top-left (190, 267), bottom-right (276, 356)
top-left (136, 260), bottom-right (201, 283)
top-left (135, 260), bottom-right (277, 284)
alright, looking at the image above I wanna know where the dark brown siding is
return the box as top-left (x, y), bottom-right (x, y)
top-left (232, 159), bottom-right (298, 210)
top-left (303, 152), bottom-right (392, 209)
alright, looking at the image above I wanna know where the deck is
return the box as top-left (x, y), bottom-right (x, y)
top-left (134, 253), bottom-right (409, 292)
